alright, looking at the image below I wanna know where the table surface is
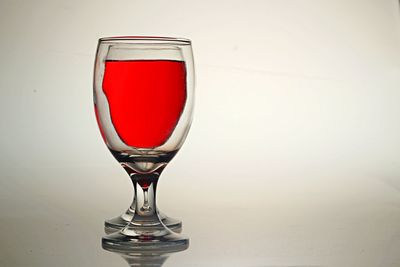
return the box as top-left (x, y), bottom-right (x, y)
top-left (1, 165), bottom-right (400, 267)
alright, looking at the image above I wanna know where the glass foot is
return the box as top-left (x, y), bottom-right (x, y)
top-left (105, 211), bottom-right (182, 234)
top-left (102, 226), bottom-right (189, 253)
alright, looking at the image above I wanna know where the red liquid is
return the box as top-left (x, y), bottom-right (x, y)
top-left (102, 60), bottom-right (187, 148)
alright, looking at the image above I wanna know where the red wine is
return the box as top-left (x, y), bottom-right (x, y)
top-left (102, 60), bottom-right (186, 148)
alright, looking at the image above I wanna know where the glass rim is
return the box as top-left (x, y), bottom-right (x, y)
top-left (99, 36), bottom-right (191, 45)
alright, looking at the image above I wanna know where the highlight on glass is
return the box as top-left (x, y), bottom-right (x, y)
top-left (93, 36), bottom-right (195, 251)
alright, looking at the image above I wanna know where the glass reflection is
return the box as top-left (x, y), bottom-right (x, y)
top-left (118, 252), bottom-right (170, 267)
top-left (104, 248), bottom-right (186, 267)
top-left (103, 227), bottom-right (188, 267)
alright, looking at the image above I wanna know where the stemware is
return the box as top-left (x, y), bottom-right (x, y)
top-left (93, 36), bottom-right (194, 251)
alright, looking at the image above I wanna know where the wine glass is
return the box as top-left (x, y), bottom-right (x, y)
top-left (93, 36), bottom-right (194, 251)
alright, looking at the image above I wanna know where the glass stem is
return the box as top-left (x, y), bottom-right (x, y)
top-left (122, 172), bottom-right (163, 235)
top-left (135, 181), bottom-right (157, 217)
top-left (142, 190), bottom-right (150, 211)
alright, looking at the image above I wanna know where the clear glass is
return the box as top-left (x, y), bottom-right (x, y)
top-left (93, 36), bottom-right (194, 252)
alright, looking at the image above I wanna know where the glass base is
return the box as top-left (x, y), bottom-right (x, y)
top-left (104, 211), bottom-right (182, 234)
top-left (102, 228), bottom-right (189, 253)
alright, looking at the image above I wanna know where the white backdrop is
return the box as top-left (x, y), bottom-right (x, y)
top-left (1, 1), bottom-right (400, 266)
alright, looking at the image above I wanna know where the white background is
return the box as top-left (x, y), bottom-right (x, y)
top-left (1, 1), bottom-right (400, 266)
